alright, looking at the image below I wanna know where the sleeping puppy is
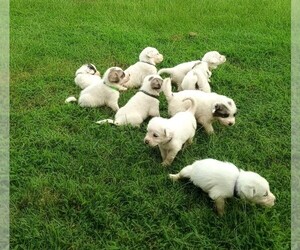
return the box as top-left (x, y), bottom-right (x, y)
top-left (169, 158), bottom-right (276, 216)
top-left (65, 67), bottom-right (129, 111)
top-left (144, 97), bottom-right (197, 166)
top-left (74, 63), bottom-right (101, 89)
top-left (158, 51), bottom-right (226, 89)
top-left (163, 78), bottom-right (237, 134)
top-left (96, 75), bottom-right (163, 127)
top-left (180, 61), bottom-right (211, 92)
top-left (123, 47), bottom-right (163, 88)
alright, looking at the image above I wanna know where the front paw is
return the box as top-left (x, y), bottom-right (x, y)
top-left (161, 160), bottom-right (171, 167)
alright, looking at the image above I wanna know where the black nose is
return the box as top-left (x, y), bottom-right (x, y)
top-left (145, 139), bottom-right (149, 144)
top-left (228, 122), bottom-right (233, 126)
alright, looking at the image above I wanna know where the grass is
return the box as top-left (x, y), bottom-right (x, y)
top-left (10, 0), bottom-right (291, 249)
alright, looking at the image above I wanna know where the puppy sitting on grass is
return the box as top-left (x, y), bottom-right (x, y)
top-left (65, 67), bottom-right (129, 111)
top-left (144, 97), bottom-right (197, 166)
top-left (96, 75), bottom-right (163, 127)
top-left (169, 158), bottom-right (276, 216)
top-left (74, 63), bottom-right (101, 89)
top-left (123, 47), bottom-right (164, 88)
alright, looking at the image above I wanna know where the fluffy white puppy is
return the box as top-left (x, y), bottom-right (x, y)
top-left (96, 75), bottom-right (164, 127)
top-left (123, 47), bottom-right (164, 88)
top-left (163, 78), bottom-right (237, 134)
top-left (74, 63), bottom-right (101, 89)
top-left (65, 67), bottom-right (129, 111)
top-left (169, 158), bottom-right (276, 216)
top-left (180, 61), bottom-right (211, 92)
top-left (158, 51), bottom-right (226, 89)
top-left (144, 97), bottom-right (197, 166)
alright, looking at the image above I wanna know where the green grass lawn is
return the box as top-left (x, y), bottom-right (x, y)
top-left (10, 0), bottom-right (291, 249)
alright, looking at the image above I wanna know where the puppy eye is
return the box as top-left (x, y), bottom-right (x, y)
top-left (153, 133), bottom-right (158, 138)
top-left (263, 191), bottom-right (268, 197)
top-left (233, 113), bottom-right (237, 117)
top-left (221, 114), bottom-right (229, 118)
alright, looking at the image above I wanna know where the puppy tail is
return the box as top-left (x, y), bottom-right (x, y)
top-left (182, 97), bottom-right (197, 115)
top-left (96, 119), bottom-right (115, 125)
top-left (157, 68), bottom-right (172, 76)
top-left (162, 78), bottom-right (173, 101)
top-left (65, 96), bottom-right (77, 103)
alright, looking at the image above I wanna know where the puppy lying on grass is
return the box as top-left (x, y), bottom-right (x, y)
top-left (96, 75), bottom-right (163, 127)
top-left (163, 78), bottom-right (237, 134)
top-left (74, 63), bottom-right (101, 89)
top-left (169, 158), bottom-right (276, 216)
top-left (158, 51), bottom-right (226, 90)
top-left (65, 67), bottom-right (129, 111)
top-left (144, 97), bottom-right (197, 166)
top-left (123, 47), bottom-right (164, 88)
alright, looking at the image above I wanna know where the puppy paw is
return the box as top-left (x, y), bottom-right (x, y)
top-left (169, 174), bottom-right (179, 181)
top-left (162, 161), bottom-right (171, 167)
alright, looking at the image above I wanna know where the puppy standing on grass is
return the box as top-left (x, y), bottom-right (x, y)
top-left (65, 67), bottom-right (129, 111)
top-left (74, 63), bottom-right (101, 89)
top-left (122, 47), bottom-right (164, 88)
top-left (169, 158), bottom-right (276, 216)
top-left (144, 97), bottom-right (197, 166)
top-left (163, 78), bottom-right (237, 134)
top-left (158, 51), bottom-right (226, 90)
top-left (96, 75), bottom-right (164, 127)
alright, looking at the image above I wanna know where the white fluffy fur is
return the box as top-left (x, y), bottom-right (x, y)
top-left (74, 63), bottom-right (101, 89)
top-left (180, 61), bottom-right (211, 92)
top-left (169, 158), bottom-right (276, 215)
top-left (123, 47), bottom-right (163, 88)
top-left (144, 97), bottom-right (197, 166)
top-left (158, 51), bottom-right (226, 89)
top-left (96, 75), bottom-right (164, 127)
top-left (163, 78), bottom-right (237, 134)
top-left (65, 67), bottom-right (129, 111)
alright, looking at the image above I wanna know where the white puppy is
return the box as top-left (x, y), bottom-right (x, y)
top-left (123, 47), bottom-right (163, 88)
top-left (158, 51), bottom-right (226, 89)
top-left (96, 75), bottom-right (163, 127)
top-left (163, 78), bottom-right (237, 134)
top-left (144, 97), bottom-right (197, 166)
top-left (180, 61), bottom-right (211, 92)
top-left (169, 158), bottom-right (276, 216)
top-left (74, 63), bottom-right (101, 89)
top-left (65, 67), bottom-right (129, 111)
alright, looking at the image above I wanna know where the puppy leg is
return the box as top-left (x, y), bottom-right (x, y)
top-left (202, 122), bottom-right (214, 134)
top-left (214, 197), bottom-right (225, 216)
top-left (107, 101), bottom-right (119, 112)
top-left (158, 145), bottom-right (167, 161)
top-left (162, 148), bottom-right (180, 166)
top-left (183, 137), bottom-right (193, 150)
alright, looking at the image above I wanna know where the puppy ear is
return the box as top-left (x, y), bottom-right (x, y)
top-left (164, 128), bottom-right (172, 139)
top-left (212, 103), bottom-right (229, 117)
top-left (240, 185), bottom-right (256, 199)
top-left (146, 50), bottom-right (156, 58)
top-left (151, 78), bottom-right (163, 90)
top-left (108, 71), bottom-right (120, 83)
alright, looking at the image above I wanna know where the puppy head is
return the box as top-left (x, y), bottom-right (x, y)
top-left (144, 117), bottom-right (173, 147)
top-left (75, 63), bottom-right (100, 76)
top-left (142, 75), bottom-right (163, 93)
top-left (212, 99), bottom-right (237, 127)
top-left (103, 67), bottom-right (130, 85)
top-left (202, 51), bottom-right (226, 69)
top-left (139, 47), bottom-right (163, 64)
top-left (238, 171), bottom-right (276, 207)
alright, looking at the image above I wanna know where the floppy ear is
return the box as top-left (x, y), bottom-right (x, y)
top-left (146, 50), bottom-right (156, 58)
top-left (108, 71), bottom-right (120, 83)
top-left (164, 128), bottom-right (172, 139)
top-left (212, 103), bottom-right (229, 117)
top-left (151, 78), bottom-right (163, 89)
top-left (240, 185), bottom-right (256, 199)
